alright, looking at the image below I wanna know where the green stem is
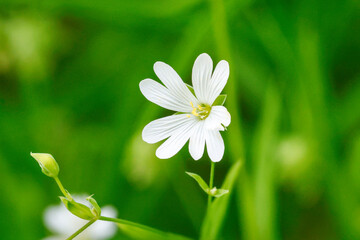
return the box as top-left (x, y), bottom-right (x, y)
top-left (207, 162), bottom-right (215, 212)
top-left (66, 218), bottom-right (96, 240)
top-left (54, 177), bottom-right (68, 197)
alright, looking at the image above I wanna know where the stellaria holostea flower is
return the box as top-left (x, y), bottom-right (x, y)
top-left (43, 194), bottom-right (117, 240)
top-left (140, 53), bottom-right (231, 162)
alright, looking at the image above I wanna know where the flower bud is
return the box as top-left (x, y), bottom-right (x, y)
top-left (60, 197), bottom-right (95, 220)
top-left (209, 187), bottom-right (217, 195)
top-left (208, 187), bottom-right (229, 198)
top-left (31, 152), bottom-right (59, 178)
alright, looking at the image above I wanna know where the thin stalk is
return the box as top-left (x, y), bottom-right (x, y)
top-left (66, 219), bottom-right (96, 240)
top-left (54, 177), bottom-right (68, 197)
top-left (207, 162), bottom-right (215, 212)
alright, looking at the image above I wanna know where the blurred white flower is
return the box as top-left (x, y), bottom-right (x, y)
top-left (43, 194), bottom-right (117, 240)
top-left (140, 53), bottom-right (231, 162)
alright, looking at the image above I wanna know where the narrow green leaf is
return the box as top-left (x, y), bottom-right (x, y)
top-left (117, 223), bottom-right (193, 240)
top-left (100, 216), bottom-right (193, 240)
top-left (186, 171), bottom-right (209, 193)
top-left (212, 188), bottom-right (229, 198)
top-left (213, 94), bottom-right (227, 106)
top-left (200, 161), bottom-right (241, 240)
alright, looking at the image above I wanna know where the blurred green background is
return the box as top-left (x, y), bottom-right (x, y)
top-left (0, 0), bottom-right (359, 239)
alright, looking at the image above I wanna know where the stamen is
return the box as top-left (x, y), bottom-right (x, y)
top-left (192, 108), bottom-right (199, 116)
top-left (189, 102), bottom-right (211, 120)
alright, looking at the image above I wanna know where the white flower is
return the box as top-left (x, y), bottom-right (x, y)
top-left (140, 53), bottom-right (231, 162)
top-left (43, 194), bottom-right (117, 240)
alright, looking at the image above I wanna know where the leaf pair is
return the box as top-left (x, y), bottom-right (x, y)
top-left (186, 172), bottom-right (229, 198)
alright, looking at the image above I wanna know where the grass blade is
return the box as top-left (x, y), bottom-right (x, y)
top-left (100, 216), bottom-right (193, 240)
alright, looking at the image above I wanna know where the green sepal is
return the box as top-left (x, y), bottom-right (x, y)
top-left (213, 94), bottom-right (227, 106)
top-left (186, 172), bottom-right (209, 193)
top-left (86, 194), bottom-right (101, 217)
top-left (60, 196), bottom-right (94, 220)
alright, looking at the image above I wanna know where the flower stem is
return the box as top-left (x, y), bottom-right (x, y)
top-left (54, 177), bottom-right (68, 197)
top-left (207, 161), bottom-right (215, 213)
top-left (66, 218), bottom-right (96, 240)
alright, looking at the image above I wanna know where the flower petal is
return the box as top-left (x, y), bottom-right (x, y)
top-left (192, 53), bottom-right (213, 103)
top-left (44, 204), bottom-right (85, 235)
top-left (140, 79), bottom-right (192, 112)
top-left (189, 121), bottom-right (206, 160)
top-left (142, 114), bottom-right (193, 144)
top-left (208, 60), bottom-right (229, 105)
top-left (156, 117), bottom-right (197, 159)
top-left (205, 130), bottom-right (225, 162)
top-left (205, 106), bottom-right (231, 130)
top-left (154, 61), bottom-right (198, 107)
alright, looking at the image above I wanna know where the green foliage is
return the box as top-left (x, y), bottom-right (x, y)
top-left (186, 171), bottom-right (229, 197)
top-left (186, 172), bottom-right (209, 193)
top-left (213, 94), bottom-right (227, 106)
top-left (210, 188), bottom-right (229, 198)
top-left (115, 221), bottom-right (193, 240)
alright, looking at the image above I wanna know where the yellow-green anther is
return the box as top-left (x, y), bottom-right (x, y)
top-left (30, 152), bottom-right (59, 178)
top-left (190, 102), bottom-right (211, 120)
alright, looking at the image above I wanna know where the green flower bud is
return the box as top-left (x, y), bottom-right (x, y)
top-left (86, 195), bottom-right (101, 217)
top-left (30, 152), bottom-right (59, 178)
top-left (60, 197), bottom-right (95, 220)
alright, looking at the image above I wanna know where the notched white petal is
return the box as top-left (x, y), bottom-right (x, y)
top-left (208, 60), bottom-right (229, 105)
top-left (192, 53), bottom-right (213, 103)
top-left (205, 106), bottom-right (231, 130)
top-left (153, 61), bottom-right (198, 106)
top-left (142, 114), bottom-right (191, 144)
top-left (155, 117), bottom-right (197, 159)
top-left (205, 130), bottom-right (225, 162)
top-left (140, 79), bottom-right (192, 112)
top-left (189, 121), bottom-right (205, 160)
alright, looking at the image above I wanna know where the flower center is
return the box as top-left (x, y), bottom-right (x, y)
top-left (189, 102), bottom-right (211, 120)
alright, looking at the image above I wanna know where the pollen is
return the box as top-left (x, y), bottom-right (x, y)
top-left (190, 102), bottom-right (211, 120)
